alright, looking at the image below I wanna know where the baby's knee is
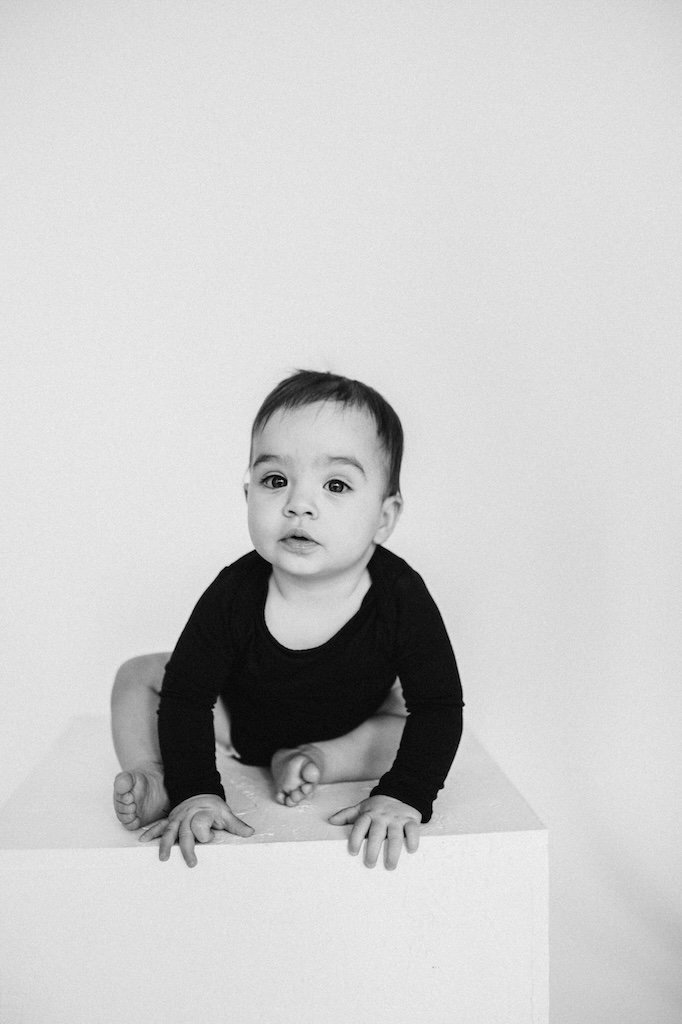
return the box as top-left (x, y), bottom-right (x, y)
top-left (113, 653), bottom-right (171, 693)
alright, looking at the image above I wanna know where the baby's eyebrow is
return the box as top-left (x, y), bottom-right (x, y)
top-left (251, 453), bottom-right (366, 477)
top-left (323, 456), bottom-right (366, 477)
top-left (251, 453), bottom-right (280, 469)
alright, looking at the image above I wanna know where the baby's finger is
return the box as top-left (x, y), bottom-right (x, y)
top-left (328, 804), bottom-right (361, 826)
top-left (178, 817), bottom-right (198, 868)
top-left (138, 818), bottom-right (169, 843)
top-left (384, 824), bottom-right (405, 870)
top-left (158, 818), bottom-right (180, 862)
top-left (348, 813), bottom-right (372, 856)
top-left (220, 808), bottom-right (255, 839)
top-left (363, 820), bottom-right (387, 869)
top-left (190, 811), bottom-right (214, 845)
top-left (404, 820), bottom-right (420, 854)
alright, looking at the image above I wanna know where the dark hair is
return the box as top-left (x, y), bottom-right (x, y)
top-left (251, 370), bottom-right (404, 496)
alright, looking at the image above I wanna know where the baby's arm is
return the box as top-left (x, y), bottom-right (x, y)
top-left (333, 566), bottom-right (463, 866)
top-left (374, 567), bottom-right (464, 809)
top-left (140, 794), bottom-right (254, 867)
top-left (329, 795), bottom-right (421, 869)
top-left (152, 570), bottom-right (246, 865)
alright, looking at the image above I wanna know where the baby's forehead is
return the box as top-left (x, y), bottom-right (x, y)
top-left (251, 401), bottom-right (385, 463)
top-left (256, 401), bottom-right (378, 439)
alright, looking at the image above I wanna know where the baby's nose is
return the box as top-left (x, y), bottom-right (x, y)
top-left (284, 484), bottom-right (317, 518)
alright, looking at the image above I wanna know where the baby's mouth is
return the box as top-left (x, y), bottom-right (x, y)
top-left (280, 530), bottom-right (318, 549)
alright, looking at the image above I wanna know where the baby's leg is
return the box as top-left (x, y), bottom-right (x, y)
top-left (271, 681), bottom-right (407, 806)
top-left (110, 653), bottom-right (232, 830)
top-left (111, 653), bottom-right (171, 829)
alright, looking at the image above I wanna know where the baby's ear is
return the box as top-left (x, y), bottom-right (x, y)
top-left (375, 493), bottom-right (403, 544)
top-left (243, 468), bottom-right (251, 501)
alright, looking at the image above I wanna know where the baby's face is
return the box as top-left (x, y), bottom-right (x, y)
top-left (247, 401), bottom-right (401, 584)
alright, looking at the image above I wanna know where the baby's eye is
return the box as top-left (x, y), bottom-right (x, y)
top-left (325, 479), bottom-right (350, 494)
top-left (261, 474), bottom-right (287, 489)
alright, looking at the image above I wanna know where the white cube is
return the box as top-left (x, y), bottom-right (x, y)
top-left (0, 717), bottom-right (548, 1024)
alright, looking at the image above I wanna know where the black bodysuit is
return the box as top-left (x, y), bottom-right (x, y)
top-left (158, 545), bottom-right (464, 822)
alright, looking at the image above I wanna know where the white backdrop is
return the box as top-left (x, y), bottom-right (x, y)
top-left (2, 3), bottom-right (680, 1022)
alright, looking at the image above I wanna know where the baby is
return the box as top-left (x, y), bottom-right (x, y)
top-left (112, 370), bottom-right (463, 869)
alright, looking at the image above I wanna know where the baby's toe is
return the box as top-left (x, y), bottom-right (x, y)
top-left (114, 771), bottom-right (135, 797)
top-left (115, 800), bottom-right (140, 827)
top-left (271, 748), bottom-right (324, 808)
top-left (301, 761), bottom-right (321, 785)
top-left (277, 753), bottom-right (306, 792)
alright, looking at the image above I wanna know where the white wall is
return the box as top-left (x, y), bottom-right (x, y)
top-left (1, 3), bottom-right (680, 1022)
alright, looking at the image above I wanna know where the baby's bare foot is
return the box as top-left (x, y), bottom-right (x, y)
top-left (113, 766), bottom-right (169, 830)
top-left (271, 745), bottom-right (325, 807)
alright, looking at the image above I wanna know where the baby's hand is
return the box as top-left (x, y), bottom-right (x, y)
top-left (139, 794), bottom-right (254, 867)
top-left (328, 795), bottom-right (421, 870)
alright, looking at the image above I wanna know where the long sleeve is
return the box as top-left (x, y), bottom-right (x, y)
top-left (370, 567), bottom-right (464, 822)
top-left (157, 571), bottom-right (236, 807)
